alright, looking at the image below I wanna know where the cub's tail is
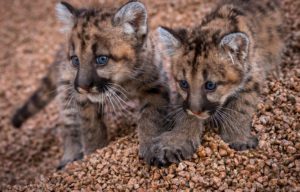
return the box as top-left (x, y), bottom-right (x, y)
top-left (11, 49), bottom-right (65, 128)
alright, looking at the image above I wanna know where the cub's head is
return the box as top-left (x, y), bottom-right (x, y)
top-left (158, 27), bottom-right (251, 119)
top-left (56, 1), bottom-right (147, 103)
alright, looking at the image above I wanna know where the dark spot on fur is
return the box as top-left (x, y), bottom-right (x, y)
top-left (203, 100), bottom-right (220, 115)
top-left (92, 43), bottom-right (98, 56)
top-left (140, 103), bottom-right (150, 112)
top-left (203, 69), bottom-right (208, 80)
top-left (84, 34), bottom-right (90, 41)
top-left (222, 95), bottom-right (238, 108)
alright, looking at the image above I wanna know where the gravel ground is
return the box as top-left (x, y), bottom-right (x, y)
top-left (0, 0), bottom-right (299, 191)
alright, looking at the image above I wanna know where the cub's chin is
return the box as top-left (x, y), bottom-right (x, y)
top-left (87, 93), bottom-right (105, 104)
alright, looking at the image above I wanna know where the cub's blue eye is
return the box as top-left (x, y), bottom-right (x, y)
top-left (71, 56), bottom-right (80, 67)
top-left (179, 80), bottom-right (189, 90)
top-left (205, 81), bottom-right (217, 91)
top-left (96, 56), bottom-right (109, 65)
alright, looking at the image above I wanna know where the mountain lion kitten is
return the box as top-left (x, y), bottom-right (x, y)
top-left (145, 0), bottom-right (283, 166)
top-left (12, 1), bottom-right (171, 169)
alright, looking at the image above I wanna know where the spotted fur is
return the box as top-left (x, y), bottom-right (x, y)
top-left (12, 1), bottom-right (171, 168)
top-left (150, 0), bottom-right (284, 166)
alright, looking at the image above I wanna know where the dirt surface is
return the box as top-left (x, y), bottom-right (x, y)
top-left (0, 0), bottom-right (299, 191)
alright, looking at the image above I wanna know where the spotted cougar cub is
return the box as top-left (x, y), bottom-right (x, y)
top-left (145, 0), bottom-right (283, 166)
top-left (12, 1), bottom-right (171, 169)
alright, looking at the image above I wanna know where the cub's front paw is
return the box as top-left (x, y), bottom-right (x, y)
top-left (229, 136), bottom-right (258, 151)
top-left (143, 136), bottom-right (199, 167)
top-left (139, 142), bottom-right (152, 160)
top-left (57, 151), bottom-right (84, 170)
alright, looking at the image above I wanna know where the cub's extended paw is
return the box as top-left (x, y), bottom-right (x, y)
top-left (229, 136), bottom-right (258, 151)
top-left (139, 142), bottom-right (152, 161)
top-left (57, 151), bottom-right (83, 170)
top-left (143, 135), bottom-right (200, 167)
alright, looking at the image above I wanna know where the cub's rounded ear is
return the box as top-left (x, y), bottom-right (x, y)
top-left (113, 1), bottom-right (147, 40)
top-left (56, 1), bottom-right (77, 33)
top-left (220, 32), bottom-right (250, 62)
top-left (157, 27), bottom-right (184, 56)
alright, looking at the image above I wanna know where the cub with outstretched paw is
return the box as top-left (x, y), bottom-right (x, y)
top-left (154, 0), bottom-right (283, 162)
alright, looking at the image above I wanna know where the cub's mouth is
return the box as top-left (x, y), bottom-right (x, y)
top-left (75, 83), bottom-right (128, 106)
top-left (183, 99), bottom-right (219, 120)
top-left (186, 109), bottom-right (210, 120)
top-left (76, 87), bottom-right (106, 104)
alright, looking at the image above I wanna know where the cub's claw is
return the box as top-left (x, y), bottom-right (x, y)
top-left (143, 136), bottom-right (199, 167)
top-left (229, 136), bottom-right (258, 151)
